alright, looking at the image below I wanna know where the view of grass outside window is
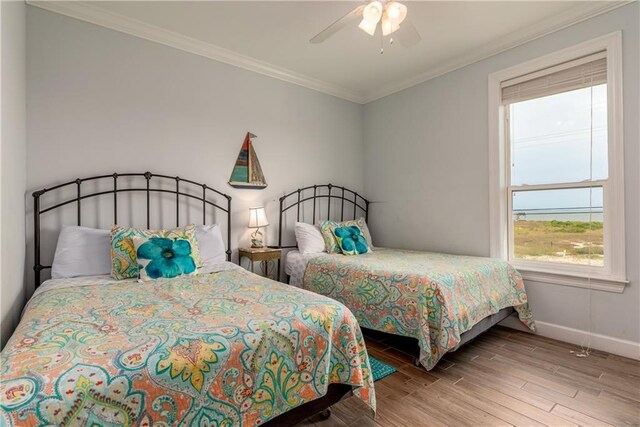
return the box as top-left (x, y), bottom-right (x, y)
top-left (508, 84), bottom-right (607, 267)
top-left (512, 188), bottom-right (604, 266)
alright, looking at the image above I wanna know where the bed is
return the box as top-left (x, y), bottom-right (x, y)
top-left (0, 173), bottom-right (374, 426)
top-left (278, 184), bottom-right (535, 370)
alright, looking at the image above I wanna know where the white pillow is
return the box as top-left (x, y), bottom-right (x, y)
top-left (196, 224), bottom-right (226, 264)
top-left (51, 226), bottom-right (111, 279)
top-left (295, 222), bottom-right (326, 254)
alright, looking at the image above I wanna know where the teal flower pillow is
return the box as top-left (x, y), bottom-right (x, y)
top-left (319, 217), bottom-right (374, 254)
top-left (133, 236), bottom-right (198, 281)
top-left (110, 224), bottom-right (202, 280)
top-left (331, 225), bottom-right (371, 255)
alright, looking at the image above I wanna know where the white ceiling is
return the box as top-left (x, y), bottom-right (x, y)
top-left (32, 1), bottom-right (627, 103)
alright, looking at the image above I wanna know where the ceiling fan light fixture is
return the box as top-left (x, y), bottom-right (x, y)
top-left (385, 1), bottom-right (407, 25)
top-left (381, 15), bottom-right (400, 36)
top-left (309, 0), bottom-right (420, 48)
top-left (358, 17), bottom-right (378, 36)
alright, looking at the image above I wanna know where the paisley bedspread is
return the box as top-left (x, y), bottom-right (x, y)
top-left (0, 264), bottom-right (375, 426)
top-left (303, 248), bottom-right (535, 369)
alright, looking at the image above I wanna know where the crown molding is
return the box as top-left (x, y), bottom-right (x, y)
top-left (27, 0), bottom-right (367, 104)
top-left (362, 0), bottom-right (633, 103)
top-left (28, 0), bottom-right (632, 105)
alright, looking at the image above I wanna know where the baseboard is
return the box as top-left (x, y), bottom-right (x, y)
top-left (499, 315), bottom-right (640, 360)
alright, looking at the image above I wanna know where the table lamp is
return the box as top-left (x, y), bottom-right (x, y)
top-left (248, 206), bottom-right (269, 248)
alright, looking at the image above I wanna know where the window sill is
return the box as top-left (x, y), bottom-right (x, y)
top-left (518, 269), bottom-right (628, 293)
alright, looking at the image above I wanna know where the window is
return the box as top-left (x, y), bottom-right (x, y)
top-left (489, 33), bottom-right (626, 292)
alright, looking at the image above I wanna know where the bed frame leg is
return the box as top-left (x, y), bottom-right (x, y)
top-left (413, 357), bottom-right (421, 367)
top-left (320, 409), bottom-right (331, 419)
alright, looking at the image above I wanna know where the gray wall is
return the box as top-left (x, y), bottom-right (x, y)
top-left (363, 3), bottom-right (639, 344)
top-left (26, 7), bottom-right (364, 291)
top-left (1, 0), bottom-right (27, 348)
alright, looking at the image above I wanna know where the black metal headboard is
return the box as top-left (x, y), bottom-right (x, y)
top-left (32, 171), bottom-right (232, 288)
top-left (277, 184), bottom-right (369, 250)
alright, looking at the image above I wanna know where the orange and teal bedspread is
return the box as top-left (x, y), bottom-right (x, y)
top-left (0, 266), bottom-right (375, 426)
top-left (303, 248), bottom-right (535, 369)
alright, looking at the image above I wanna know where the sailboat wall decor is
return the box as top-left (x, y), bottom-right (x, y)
top-left (228, 132), bottom-right (268, 189)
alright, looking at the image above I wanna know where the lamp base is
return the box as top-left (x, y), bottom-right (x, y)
top-left (251, 228), bottom-right (264, 248)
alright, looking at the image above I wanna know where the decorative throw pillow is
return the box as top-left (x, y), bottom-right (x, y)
top-left (110, 224), bottom-right (202, 280)
top-left (319, 217), bottom-right (374, 253)
top-left (133, 236), bottom-right (198, 281)
top-left (331, 225), bottom-right (371, 255)
top-left (319, 221), bottom-right (341, 253)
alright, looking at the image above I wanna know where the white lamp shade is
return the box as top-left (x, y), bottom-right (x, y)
top-left (249, 207), bottom-right (269, 228)
top-left (385, 1), bottom-right (407, 25)
top-left (381, 16), bottom-right (400, 36)
top-left (358, 18), bottom-right (378, 36)
top-left (362, 1), bottom-right (383, 24)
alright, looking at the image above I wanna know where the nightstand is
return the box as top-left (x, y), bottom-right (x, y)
top-left (239, 247), bottom-right (282, 281)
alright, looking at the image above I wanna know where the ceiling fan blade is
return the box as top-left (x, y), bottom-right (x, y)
top-left (310, 5), bottom-right (365, 44)
top-left (395, 20), bottom-right (421, 48)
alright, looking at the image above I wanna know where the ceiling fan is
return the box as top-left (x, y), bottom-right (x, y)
top-left (310, 0), bottom-right (421, 53)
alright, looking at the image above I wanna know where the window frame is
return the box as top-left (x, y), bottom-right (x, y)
top-left (488, 32), bottom-right (627, 292)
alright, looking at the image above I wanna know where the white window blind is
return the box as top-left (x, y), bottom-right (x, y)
top-left (501, 52), bottom-right (606, 104)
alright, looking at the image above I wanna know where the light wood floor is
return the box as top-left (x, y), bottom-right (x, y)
top-left (298, 326), bottom-right (640, 427)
